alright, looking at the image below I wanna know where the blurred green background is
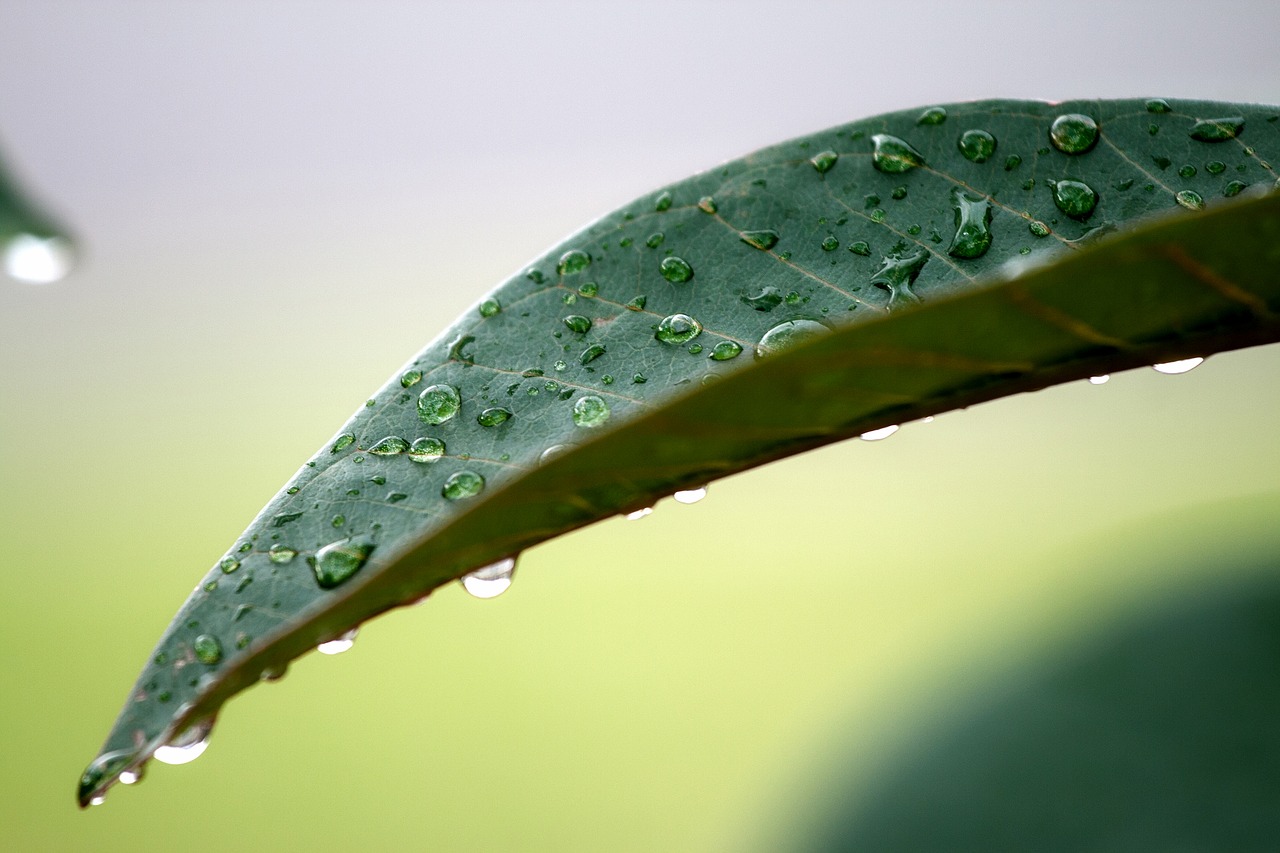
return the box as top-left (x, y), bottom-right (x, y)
top-left (2, 2), bottom-right (1279, 850)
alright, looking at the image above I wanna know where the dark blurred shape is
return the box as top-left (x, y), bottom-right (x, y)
top-left (0, 142), bottom-right (74, 284)
top-left (801, 570), bottom-right (1280, 852)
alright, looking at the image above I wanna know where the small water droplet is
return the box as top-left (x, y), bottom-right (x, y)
top-left (1146, 98), bottom-right (1172, 114)
top-left (441, 471), bottom-right (485, 500)
top-left (579, 282), bottom-right (598, 297)
top-left (557, 249), bottom-right (592, 275)
top-left (539, 444), bottom-right (570, 464)
top-left (461, 557), bottom-right (515, 599)
top-left (849, 241), bottom-right (871, 257)
top-left (709, 340), bottom-right (743, 361)
top-left (1089, 375), bottom-right (1110, 385)
top-left (654, 191), bottom-right (673, 212)
top-left (740, 230), bottom-right (779, 251)
top-left (1189, 117), bottom-right (1244, 142)
top-left (673, 486), bottom-right (707, 504)
top-left (871, 134), bottom-right (925, 173)
top-left (193, 633), bottom-right (222, 664)
top-left (645, 232), bottom-right (665, 249)
top-left (399, 369), bottom-right (422, 388)
top-left (312, 537), bottom-right (375, 588)
top-left (580, 343), bottom-right (606, 365)
top-left (870, 245), bottom-right (929, 308)
top-left (659, 256), bottom-right (694, 283)
top-left (1050, 179), bottom-right (1099, 220)
top-left (417, 384), bottom-right (461, 425)
top-left (331, 433), bottom-right (355, 453)
top-left (408, 436), bottom-right (445, 463)
top-left (317, 628), bottom-right (358, 656)
top-left (220, 557), bottom-right (241, 574)
top-left (1028, 220), bottom-right (1050, 237)
top-left (810, 150), bottom-right (838, 173)
top-left (268, 544), bottom-right (296, 564)
top-left (1049, 114), bottom-right (1099, 154)
top-left (563, 314), bottom-right (591, 333)
top-left (698, 196), bottom-right (717, 214)
top-left (1178, 164), bottom-right (1197, 179)
top-left (572, 395), bottom-right (610, 428)
top-left (1175, 190), bottom-right (1205, 211)
top-left (860, 424), bottom-right (899, 441)
top-left (821, 236), bottom-right (839, 251)
top-left (479, 299), bottom-right (501, 318)
top-left (2, 233), bottom-right (74, 284)
top-left (755, 319), bottom-right (830, 357)
top-left (917, 106), bottom-right (947, 125)
top-left (477, 407), bottom-right (512, 427)
top-left (154, 720), bottom-right (214, 766)
top-left (368, 436), bottom-right (409, 456)
top-left (1205, 160), bottom-right (1226, 175)
top-left (1004, 154), bottom-right (1022, 171)
top-left (1224, 180), bottom-right (1247, 197)
top-left (656, 313), bottom-right (702, 344)
top-left (119, 768), bottom-right (143, 786)
top-left (625, 507), bottom-right (653, 520)
top-left (1152, 357), bottom-right (1204, 375)
top-left (947, 189), bottom-right (993, 259)
top-left (958, 129), bottom-right (996, 163)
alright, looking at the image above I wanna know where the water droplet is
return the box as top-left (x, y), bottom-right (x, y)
top-left (557, 249), bottom-right (592, 275)
top-left (563, 314), bottom-right (591, 333)
top-left (1029, 220), bottom-right (1050, 237)
top-left (417, 384), bottom-right (461, 425)
top-left (849, 241), bottom-right (871, 256)
top-left (539, 444), bottom-right (570, 464)
top-left (1152, 357), bottom-right (1204, 375)
top-left (368, 436), bottom-right (409, 456)
top-left (755, 319), bottom-right (830, 357)
top-left (1049, 114), bottom-right (1099, 154)
top-left (119, 768), bottom-right (143, 786)
top-left (673, 486), bottom-right (707, 504)
top-left (1089, 375), bottom-right (1110, 385)
top-left (461, 557), bottom-right (516, 599)
top-left (917, 106), bottom-right (947, 125)
top-left (268, 544), bottom-right (296, 564)
top-left (479, 299), bottom-right (501, 318)
top-left (1224, 180), bottom-right (1247, 197)
top-left (312, 537), bottom-right (375, 588)
top-left (1175, 190), bottom-right (1205, 211)
top-left (408, 436), bottom-right (445, 463)
top-left (625, 507), bottom-right (653, 520)
top-left (441, 471), bottom-right (485, 500)
top-left (572, 395), bottom-right (610, 428)
top-left (580, 343), bottom-right (607, 365)
top-left (870, 245), bottom-right (929, 308)
top-left (860, 424), bottom-right (899, 441)
top-left (477, 407), bottom-right (512, 427)
top-left (957, 129), bottom-right (996, 163)
top-left (2, 233), bottom-right (74, 284)
top-left (656, 313), bottom-right (702, 344)
top-left (947, 189), bottom-right (994, 259)
top-left (698, 196), bottom-right (717, 214)
top-left (709, 340), bottom-right (743, 361)
top-left (655, 191), bottom-right (673, 212)
top-left (1145, 98), bottom-right (1172, 114)
top-left (1189, 117), bottom-right (1244, 142)
top-left (645, 232), bottom-right (665, 249)
top-left (625, 295), bottom-right (647, 311)
top-left (1205, 160), bottom-right (1226, 175)
top-left (154, 720), bottom-right (214, 766)
top-left (448, 334), bottom-right (476, 363)
top-left (1004, 154), bottom-right (1022, 171)
top-left (1178, 164), bottom-right (1197, 178)
top-left (810, 150), bottom-right (838, 173)
top-left (659, 256), bottom-right (693, 283)
top-left (317, 628), bottom-right (358, 656)
top-left (220, 557), bottom-right (241, 574)
top-left (399, 370), bottom-right (422, 388)
top-left (1050, 179), bottom-right (1098, 220)
top-left (331, 433), bottom-right (355, 453)
top-left (871, 134), bottom-right (926, 173)
top-left (821, 236), bottom-right (839, 251)
top-left (742, 286), bottom-right (783, 311)
top-left (579, 281), bottom-right (598, 297)
top-left (740, 229), bottom-right (779, 251)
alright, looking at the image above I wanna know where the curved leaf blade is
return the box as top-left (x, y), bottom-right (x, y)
top-left (80, 98), bottom-right (1280, 806)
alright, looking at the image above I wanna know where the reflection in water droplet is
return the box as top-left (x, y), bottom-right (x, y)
top-left (154, 720), bottom-right (214, 766)
top-left (625, 507), bottom-right (653, 520)
top-left (1049, 114), bottom-right (1099, 154)
top-left (312, 538), bottom-right (375, 588)
top-left (417, 384), bottom-right (461, 425)
top-left (673, 486), bottom-right (707, 505)
top-left (317, 628), bottom-right (358, 656)
top-left (1188, 117), bottom-right (1244, 142)
top-left (860, 425), bottom-right (899, 441)
top-left (1089, 375), bottom-right (1110, 385)
top-left (871, 134), bottom-right (925, 173)
top-left (740, 230), bottom-right (779, 251)
top-left (755, 319), bottom-right (830, 357)
top-left (947, 189), bottom-right (994, 259)
top-left (2, 234), bottom-right (73, 284)
top-left (659, 256), bottom-right (694, 283)
top-left (220, 557), bottom-right (241, 574)
top-left (655, 313), bottom-right (702, 344)
top-left (461, 557), bottom-right (515, 599)
top-left (1051, 179), bottom-right (1098, 220)
top-left (572, 395), bottom-right (610, 428)
top-left (88, 795), bottom-right (106, 806)
top-left (563, 314), bottom-right (592, 333)
top-left (698, 196), bottom-right (717, 214)
top-left (870, 246), bottom-right (929, 309)
top-left (119, 768), bottom-right (143, 786)
top-left (331, 433), bottom-right (355, 454)
top-left (441, 471), bottom-right (485, 500)
top-left (1153, 357), bottom-right (1204, 375)
top-left (957, 129), bottom-right (996, 163)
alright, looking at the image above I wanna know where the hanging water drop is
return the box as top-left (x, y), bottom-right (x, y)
top-left (673, 486), bottom-right (708, 505)
top-left (119, 768), bottom-right (143, 786)
top-left (154, 720), bottom-right (214, 766)
top-left (2, 233), bottom-right (74, 284)
top-left (417, 384), bottom-right (461, 425)
top-left (625, 507), bottom-right (653, 520)
top-left (860, 425), bottom-right (899, 441)
top-left (871, 134), bottom-right (925, 173)
top-left (1153, 357), bottom-right (1204, 375)
top-left (461, 557), bottom-right (516, 599)
top-left (317, 628), bottom-right (359, 656)
top-left (1089, 375), bottom-right (1110, 385)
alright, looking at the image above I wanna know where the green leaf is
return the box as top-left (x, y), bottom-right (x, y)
top-left (79, 98), bottom-right (1280, 806)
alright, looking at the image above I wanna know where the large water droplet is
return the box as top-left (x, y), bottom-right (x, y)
top-left (193, 634), bottom-right (222, 665)
top-left (957, 129), bottom-right (996, 163)
top-left (1188, 117), bottom-right (1244, 142)
top-left (860, 424), bottom-right (899, 441)
top-left (740, 230), bottom-right (779, 251)
top-left (312, 538), bottom-right (375, 588)
top-left (572, 395), bottom-right (610, 428)
top-left (2, 233), bottom-right (73, 284)
top-left (154, 720), bottom-right (214, 766)
top-left (557, 249), bottom-right (592, 275)
top-left (408, 436), bottom-right (445, 463)
top-left (368, 436), bottom-right (409, 456)
top-left (417, 384), bottom-right (461, 425)
top-left (659, 256), bottom-right (694, 283)
top-left (1049, 114), bottom-right (1099, 154)
top-left (755, 319), bottom-right (830, 357)
top-left (1152, 357), bottom-right (1204, 375)
top-left (317, 628), bottom-right (358, 656)
top-left (673, 486), bottom-right (707, 504)
top-left (947, 189), bottom-right (993, 259)
top-left (442, 471), bottom-right (485, 500)
top-left (870, 246), bottom-right (929, 308)
top-left (1051, 179), bottom-right (1098, 220)
top-left (461, 557), bottom-right (515, 599)
top-left (655, 313), bottom-right (702, 344)
top-left (871, 134), bottom-right (925, 173)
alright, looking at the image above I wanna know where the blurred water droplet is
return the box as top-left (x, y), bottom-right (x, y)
top-left (1152, 357), bottom-right (1204, 375)
top-left (2, 234), bottom-right (73, 284)
top-left (957, 129), bottom-right (996, 163)
top-left (119, 768), bottom-right (143, 786)
top-left (1089, 375), bottom-right (1110, 385)
top-left (317, 628), bottom-right (358, 656)
top-left (441, 471), bottom-right (485, 500)
top-left (89, 795), bottom-right (106, 806)
top-left (1049, 114), bottom-right (1099, 154)
top-left (220, 557), bottom-right (241, 574)
top-left (625, 507), bottom-right (653, 520)
top-left (1145, 99), bottom-right (1172, 114)
top-left (312, 538), bottom-right (375, 588)
top-left (154, 720), bottom-right (214, 766)
top-left (655, 191), bottom-right (673, 212)
top-left (673, 486), bottom-right (707, 505)
top-left (659, 256), bottom-right (694, 283)
top-left (947, 189), bottom-right (993, 259)
top-left (539, 444), bottom-right (570, 464)
top-left (461, 557), bottom-right (516, 599)
top-left (1189, 117), bottom-right (1244, 142)
top-left (698, 196), bottom-right (717, 214)
top-left (871, 134), bottom-right (925, 173)
top-left (755, 319), bottom-right (830, 357)
top-left (860, 425), bottom-right (899, 441)
top-left (655, 313), bottom-right (702, 344)
top-left (417, 384), bottom-right (461, 425)
top-left (572, 395), bottom-right (610, 428)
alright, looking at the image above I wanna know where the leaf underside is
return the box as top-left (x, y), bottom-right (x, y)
top-left (80, 98), bottom-right (1280, 806)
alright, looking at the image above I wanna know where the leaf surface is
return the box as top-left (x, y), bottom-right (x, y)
top-left (79, 98), bottom-right (1280, 806)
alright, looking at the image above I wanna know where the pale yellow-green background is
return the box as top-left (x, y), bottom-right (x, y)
top-left (2, 2), bottom-right (1279, 850)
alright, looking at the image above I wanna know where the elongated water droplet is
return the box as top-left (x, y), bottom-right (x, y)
top-left (563, 314), bottom-right (591, 333)
top-left (659, 256), bottom-right (694, 283)
top-left (1049, 114), bottom-right (1099, 154)
top-left (1175, 190), bottom-right (1205, 211)
top-left (673, 486), bottom-right (707, 505)
top-left (625, 507), bottom-right (653, 520)
top-left (580, 343), bottom-right (607, 365)
top-left (957, 129), bottom-right (996, 163)
top-left (400, 369), bottom-right (422, 388)
top-left (539, 444), bottom-right (570, 464)
top-left (1153, 357), bottom-right (1204, 375)
top-left (477, 407), bottom-right (512, 427)
top-left (810, 150), bottom-right (838, 173)
top-left (368, 436), bottom-right (409, 456)
top-left (331, 433), bottom-right (355, 454)
top-left (709, 340), bottom-right (743, 361)
top-left (441, 471), bottom-right (485, 500)
top-left (408, 436), bottom-right (445, 463)
top-left (655, 313), bottom-right (702, 344)
top-left (312, 538), bottom-right (375, 588)
top-left (917, 106), bottom-right (947, 125)
top-left (860, 424), bottom-right (899, 441)
top-left (557, 249), bottom-right (592, 275)
top-left (154, 720), bottom-right (214, 766)
top-left (317, 628), bottom-right (358, 656)
top-left (3, 234), bottom-right (73, 284)
top-left (755, 319), bottom-right (830, 357)
top-left (572, 395), bottom-right (610, 428)
top-left (461, 557), bottom-right (515, 599)
top-left (1146, 99), bottom-right (1172, 114)
top-left (654, 191), bottom-right (673, 212)
top-left (947, 189), bottom-right (994, 259)
top-left (1050, 179), bottom-right (1098, 220)
top-left (741, 285), bottom-right (783, 311)
top-left (870, 245), bottom-right (929, 308)
top-left (871, 134), bottom-right (925, 173)
top-left (417, 384), bottom-right (460, 425)
top-left (1089, 375), bottom-right (1110, 385)
top-left (220, 556), bottom-right (241, 574)
top-left (268, 544), bottom-right (297, 564)
top-left (1189, 117), bottom-right (1244, 142)
top-left (740, 229), bottom-right (779, 251)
